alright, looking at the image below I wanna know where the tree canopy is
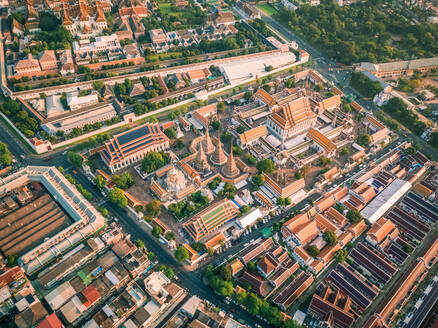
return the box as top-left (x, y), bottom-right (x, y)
top-left (256, 159), bottom-right (276, 173)
top-left (323, 231), bottom-right (338, 246)
top-left (146, 199), bottom-right (162, 217)
top-left (0, 142), bottom-right (12, 166)
top-left (67, 151), bottom-right (83, 168)
top-left (346, 208), bottom-right (363, 223)
top-left (277, 0), bottom-right (438, 64)
top-left (141, 151), bottom-right (170, 173)
top-left (108, 188), bottom-right (128, 208)
top-left (175, 245), bottom-right (189, 262)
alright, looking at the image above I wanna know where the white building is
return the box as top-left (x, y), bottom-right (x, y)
top-left (42, 104), bottom-right (117, 135)
top-left (72, 34), bottom-right (121, 55)
top-left (237, 208), bottom-right (263, 229)
top-left (67, 93), bottom-right (99, 110)
top-left (360, 179), bottom-right (412, 224)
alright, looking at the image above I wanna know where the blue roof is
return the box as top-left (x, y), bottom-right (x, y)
top-left (116, 125), bottom-right (151, 146)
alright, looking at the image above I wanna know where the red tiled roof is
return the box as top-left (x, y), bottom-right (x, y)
top-left (82, 285), bottom-right (101, 307)
top-left (37, 313), bottom-right (64, 328)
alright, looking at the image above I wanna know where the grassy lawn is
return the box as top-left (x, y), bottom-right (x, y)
top-left (256, 3), bottom-right (278, 16)
top-left (146, 51), bottom-right (183, 61)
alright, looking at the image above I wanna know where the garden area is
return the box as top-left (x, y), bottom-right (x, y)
top-left (168, 190), bottom-right (210, 221)
top-left (155, 0), bottom-right (206, 30)
top-left (256, 3), bottom-right (278, 16)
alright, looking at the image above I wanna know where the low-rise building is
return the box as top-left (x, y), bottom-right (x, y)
top-left (67, 92), bottom-right (99, 110)
top-left (100, 123), bottom-right (170, 173)
top-left (183, 199), bottom-right (240, 241)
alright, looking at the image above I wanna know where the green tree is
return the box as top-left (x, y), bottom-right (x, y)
top-left (211, 119), bottom-right (221, 130)
top-left (340, 147), bottom-right (350, 156)
top-left (165, 231), bottom-right (175, 240)
top-left (251, 174), bottom-right (265, 190)
top-left (223, 182), bottom-right (236, 199)
top-left (6, 254), bottom-right (18, 267)
top-left (306, 245), bottom-right (320, 258)
top-left (333, 203), bottom-right (345, 214)
top-left (346, 208), bottom-right (363, 223)
top-left (108, 188), bottom-right (128, 208)
top-left (357, 134), bottom-right (371, 147)
top-left (148, 252), bottom-right (156, 261)
top-left (141, 151), bottom-right (169, 173)
top-left (67, 151), bottom-right (83, 168)
top-left (323, 231), bottom-right (338, 246)
top-left (0, 142), bottom-right (12, 166)
top-left (164, 127), bottom-right (177, 139)
top-left (146, 199), bottom-right (162, 216)
top-left (93, 80), bottom-right (104, 91)
top-left (256, 159), bottom-right (276, 173)
top-left (93, 175), bottom-right (106, 190)
top-left (152, 225), bottom-right (163, 238)
top-left (219, 265), bottom-right (232, 282)
top-left (164, 267), bottom-right (174, 279)
top-left (350, 72), bottom-right (383, 98)
top-left (246, 293), bottom-right (262, 316)
top-left (335, 249), bottom-right (348, 263)
top-left (175, 245), bottom-right (189, 262)
top-left (284, 197), bottom-right (292, 206)
top-left (217, 102), bottom-right (225, 113)
top-left (111, 172), bottom-right (134, 189)
top-left (135, 239), bottom-right (145, 249)
top-left (276, 197), bottom-right (285, 206)
top-left (319, 156), bottom-right (331, 167)
top-left (98, 207), bottom-right (109, 218)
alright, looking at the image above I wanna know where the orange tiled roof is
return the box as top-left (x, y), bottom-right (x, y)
top-left (331, 186), bottom-right (348, 201)
top-left (239, 125), bottom-right (268, 146)
top-left (294, 246), bottom-right (311, 263)
top-left (319, 95), bottom-right (341, 111)
top-left (315, 195), bottom-right (335, 213)
top-left (294, 220), bottom-right (318, 245)
top-left (230, 258), bottom-right (244, 276)
top-left (338, 231), bottom-right (353, 247)
top-left (325, 207), bottom-right (348, 227)
top-left (187, 68), bottom-right (211, 80)
top-left (204, 232), bottom-right (226, 249)
top-left (323, 167), bottom-right (338, 180)
top-left (151, 180), bottom-right (168, 199)
top-left (183, 199), bottom-right (239, 241)
top-left (307, 128), bottom-right (336, 153)
top-left (366, 114), bottom-right (385, 130)
top-left (315, 214), bottom-right (339, 232)
top-left (367, 217), bottom-right (397, 244)
top-left (184, 244), bottom-right (199, 263)
top-left (348, 220), bottom-right (367, 238)
top-left (255, 88), bottom-right (276, 107)
top-left (318, 243), bottom-right (341, 263)
top-left (310, 259), bottom-right (324, 273)
top-left (270, 97), bottom-right (316, 130)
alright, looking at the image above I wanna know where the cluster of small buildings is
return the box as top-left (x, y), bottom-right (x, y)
top-left (148, 20), bottom-right (238, 53)
top-left (162, 295), bottom-right (245, 328)
top-left (11, 50), bottom-right (73, 78)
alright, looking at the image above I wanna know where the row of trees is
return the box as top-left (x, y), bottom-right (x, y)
top-left (381, 97), bottom-right (426, 136)
top-left (0, 98), bottom-right (39, 138)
